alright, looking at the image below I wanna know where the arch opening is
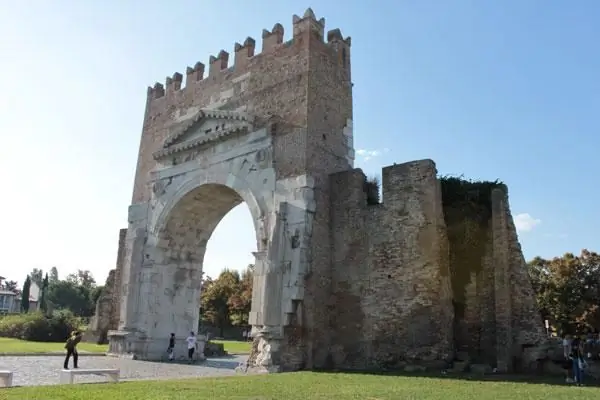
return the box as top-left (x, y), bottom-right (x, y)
top-left (144, 183), bottom-right (259, 342)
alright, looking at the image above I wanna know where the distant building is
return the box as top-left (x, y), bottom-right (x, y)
top-left (0, 290), bottom-right (19, 314)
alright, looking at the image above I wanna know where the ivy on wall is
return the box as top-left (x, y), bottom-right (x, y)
top-left (439, 175), bottom-right (505, 318)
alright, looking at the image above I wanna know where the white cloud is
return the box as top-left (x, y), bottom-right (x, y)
top-left (514, 213), bottom-right (541, 233)
top-left (356, 148), bottom-right (384, 161)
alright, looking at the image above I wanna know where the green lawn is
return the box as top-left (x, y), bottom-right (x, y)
top-left (3, 372), bottom-right (599, 400)
top-left (0, 337), bottom-right (108, 354)
top-left (0, 338), bottom-right (250, 355)
top-left (211, 339), bottom-right (251, 354)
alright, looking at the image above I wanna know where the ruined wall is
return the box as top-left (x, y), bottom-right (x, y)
top-left (87, 228), bottom-right (127, 343)
top-left (441, 180), bottom-right (546, 371)
top-left (329, 162), bottom-right (545, 371)
top-left (329, 160), bottom-right (454, 369)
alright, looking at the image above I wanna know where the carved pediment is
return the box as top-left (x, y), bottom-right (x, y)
top-left (153, 109), bottom-right (254, 159)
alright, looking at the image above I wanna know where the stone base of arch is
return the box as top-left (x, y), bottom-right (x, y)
top-left (235, 326), bottom-right (285, 374)
top-left (107, 329), bottom-right (207, 362)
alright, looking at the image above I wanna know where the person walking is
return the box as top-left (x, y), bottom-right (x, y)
top-left (186, 331), bottom-right (197, 364)
top-left (167, 333), bottom-right (176, 361)
top-left (570, 335), bottom-right (587, 386)
top-left (63, 331), bottom-right (82, 369)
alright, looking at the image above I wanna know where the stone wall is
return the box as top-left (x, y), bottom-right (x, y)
top-left (443, 184), bottom-right (546, 372)
top-left (329, 161), bottom-right (544, 371)
top-left (86, 228), bottom-right (126, 344)
top-left (329, 160), bottom-right (454, 369)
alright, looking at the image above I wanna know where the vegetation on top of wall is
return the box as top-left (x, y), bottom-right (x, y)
top-left (438, 175), bottom-right (505, 318)
top-left (364, 176), bottom-right (381, 205)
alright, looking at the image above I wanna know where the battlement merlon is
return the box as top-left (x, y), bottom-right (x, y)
top-left (144, 8), bottom-right (351, 102)
top-left (381, 159), bottom-right (438, 205)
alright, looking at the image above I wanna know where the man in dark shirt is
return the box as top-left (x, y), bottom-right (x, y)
top-left (63, 331), bottom-right (82, 369)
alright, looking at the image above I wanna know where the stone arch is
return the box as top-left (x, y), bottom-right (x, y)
top-left (110, 108), bottom-right (317, 370)
top-left (137, 178), bottom-right (264, 346)
top-left (150, 170), bottom-right (266, 252)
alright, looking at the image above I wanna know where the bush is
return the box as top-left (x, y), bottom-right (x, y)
top-left (0, 310), bottom-right (83, 342)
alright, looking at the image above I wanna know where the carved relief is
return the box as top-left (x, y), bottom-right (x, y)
top-left (152, 177), bottom-right (172, 197)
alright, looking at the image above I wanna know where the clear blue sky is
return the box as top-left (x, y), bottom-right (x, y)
top-left (1, 1), bottom-right (598, 285)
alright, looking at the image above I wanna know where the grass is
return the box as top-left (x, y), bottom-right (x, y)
top-left (210, 339), bottom-right (252, 354)
top-left (0, 337), bottom-right (108, 354)
top-left (0, 338), bottom-right (250, 355)
top-left (2, 372), bottom-right (599, 400)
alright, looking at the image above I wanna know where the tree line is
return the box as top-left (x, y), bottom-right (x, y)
top-left (528, 249), bottom-right (600, 335)
top-left (200, 265), bottom-right (253, 337)
top-left (2, 267), bottom-right (102, 318)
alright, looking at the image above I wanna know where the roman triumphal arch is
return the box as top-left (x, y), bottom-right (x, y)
top-left (108, 109), bottom-right (316, 372)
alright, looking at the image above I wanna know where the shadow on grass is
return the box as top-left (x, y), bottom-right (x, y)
top-left (312, 368), bottom-right (599, 388)
top-left (133, 355), bottom-right (244, 370)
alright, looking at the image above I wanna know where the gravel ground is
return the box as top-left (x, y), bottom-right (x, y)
top-left (0, 355), bottom-right (248, 387)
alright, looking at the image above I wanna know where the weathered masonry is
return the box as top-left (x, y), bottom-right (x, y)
top-left (90, 8), bottom-right (546, 373)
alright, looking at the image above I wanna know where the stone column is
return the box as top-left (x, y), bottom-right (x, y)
top-left (109, 203), bottom-right (149, 356)
top-left (242, 211), bottom-right (285, 373)
top-left (492, 189), bottom-right (513, 372)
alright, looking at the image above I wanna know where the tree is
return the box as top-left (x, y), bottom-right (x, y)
top-left (228, 265), bottom-right (254, 326)
top-left (2, 280), bottom-right (18, 292)
top-left (66, 270), bottom-right (96, 289)
top-left (29, 269), bottom-right (44, 286)
top-left (528, 249), bottom-right (600, 335)
top-left (49, 267), bottom-right (59, 284)
top-left (40, 273), bottom-right (49, 313)
top-left (200, 269), bottom-right (240, 336)
top-left (47, 279), bottom-right (95, 317)
top-left (21, 276), bottom-right (31, 313)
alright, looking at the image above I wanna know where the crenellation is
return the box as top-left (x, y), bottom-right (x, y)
top-left (186, 62), bottom-right (205, 85)
top-left (208, 50), bottom-right (229, 77)
top-left (142, 12), bottom-right (351, 110)
top-left (234, 37), bottom-right (256, 70)
top-left (293, 8), bottom-right (325, 40)
top-left (326, 28), bottom-right (343, 42)
top-left (262, 24), bottom-right (284, 52)
top-left (166, 72), bottom-right (183, 94)
top-left (149, 82), bottom-right (165, 99)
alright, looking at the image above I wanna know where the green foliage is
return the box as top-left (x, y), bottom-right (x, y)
top-left (528, 249), bottom-right (600, 335)
top-left (49, 267), bottom-right (59, 284)
top-left (201, 265), bottom-right (254, 335)
top-left (1, 280), bottom-right (18, 291)
top-left (47, 279), bottom-right (96, 317)
top-left (40, 273), bottom-right (49, 314)
top-left (0, 310), bottom-right (83, 342)
top-left (438, 175), bottom-right (505, 317)
top-left (365, 175), bottom-right (381, 205)
top-left (6, 267), bottom-right (99, 318)
top-left (21, 276), bottom-right (31, 313)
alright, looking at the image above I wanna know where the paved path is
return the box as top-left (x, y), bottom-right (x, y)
top-left (0, 355), bottom-right (248, 386)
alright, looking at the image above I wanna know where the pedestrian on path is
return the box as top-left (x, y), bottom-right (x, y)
top-left (186, 331), bottom-right (198, 363)
top-left (167, 333), bottom-right (175, 361)
top-left (63, 331), bottom-right (82, 369)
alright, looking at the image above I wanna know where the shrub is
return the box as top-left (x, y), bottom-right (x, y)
top-left (0, 310), bottom-right (83, 342)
